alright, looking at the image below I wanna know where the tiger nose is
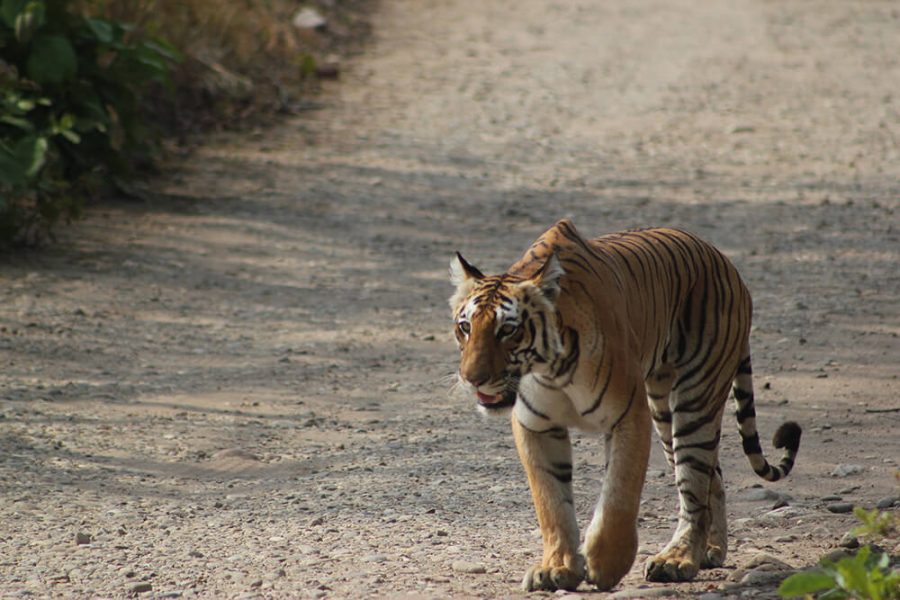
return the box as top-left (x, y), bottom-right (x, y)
top-left (467, 375), bottom-right (490, 388)
top-left (461, 368), bottom-right (490, 388)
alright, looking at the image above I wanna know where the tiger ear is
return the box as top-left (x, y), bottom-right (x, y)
top-left (531, 253), bottom-right (564, 301)
top-left (450, 252), bottom-right (484, 286)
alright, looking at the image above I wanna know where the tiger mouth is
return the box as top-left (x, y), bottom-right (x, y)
top-left (476, 390), bottom-right (517, 409)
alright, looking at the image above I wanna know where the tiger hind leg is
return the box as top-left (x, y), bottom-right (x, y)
top-left (644, 388), bottom-right (728, 583)
top-left (703, 463), bottom-right (727, 568)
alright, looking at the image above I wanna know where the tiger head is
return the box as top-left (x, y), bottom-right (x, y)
top-left (448, 252), bottom-right (565, 412)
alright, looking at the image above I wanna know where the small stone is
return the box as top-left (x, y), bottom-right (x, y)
top-left (131, 583), bottom-right (153, 594)
top-left (451, 561), bottom-right (486, 574)
top-left (774, 534), bottom-right (796, 543)
top-left (188, 550), bottom-right (203, 558)
top-left (831, 464), bottom-right (864, 477)
top-left (308, 516), bottom-right (324, 527)
top-left (741, 569), bottom-right (790, 586)
top-left (876, 496), bottom-right (898, 509)
top-left (839, 532), bottom-right (860, 548)
top-left (364, 554), bottom-right (387, 563)
top-left (826, 502), bottom-right (854, 514)
top-left (738, 488), bottom-right (783, 502)
top-left (742, 553), bottom-right (793, 571)
top-left (821, 495), bottom-right (843, 502)
top-left (436, 530), bottom-right (449, 537)
top-left (293, 7), bottom-right (327, 30)
top-left (75, 532), bottom-right (92, 545)
top-left (699, 594), bottom-right (726, 600)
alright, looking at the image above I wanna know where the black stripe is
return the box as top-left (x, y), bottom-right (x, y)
top-left (672, 411), bottom-right (717, 438)
top-left (735, 400), bottom-right (756, 423)
top-left (581, 357), bottom-right (614, 416)
top-left (740, 431), bottom-right (763, 455)
top-left (518, 390), bottom-right (550, 420)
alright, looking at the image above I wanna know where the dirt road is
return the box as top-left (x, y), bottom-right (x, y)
top-left (1, 1), bottom-right (898, 598)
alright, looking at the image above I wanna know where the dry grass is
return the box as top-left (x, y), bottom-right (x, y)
top-left (79, 0), bottom-right (373, 131)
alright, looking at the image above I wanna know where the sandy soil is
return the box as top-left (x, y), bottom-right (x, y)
top-left (1, 1), bottom-right (898, 598)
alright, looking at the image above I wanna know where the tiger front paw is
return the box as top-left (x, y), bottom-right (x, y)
top-left (521, 564), bottom-right (584, 592)
top-left (643, 547), bottom-right (700, 582)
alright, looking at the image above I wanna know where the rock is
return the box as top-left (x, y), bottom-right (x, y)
top-left (75, 532), bottom-right (92, 545)
top-left (839, 532), bottom-right (860, 548)
top-left (826, 502), bottom-right (854, 514)
top-left (308, 516), bottom-right (324, 527)
top-left (741, 569), bottom-right (789, 586)
top-left (820, 495), bottom-right (843, 502)
top-left (761, 506), bottom-right (806, 520)
top-left (831, 464), bottom-right (864, 477)
top-left (451, 561), bottom-right (486, 574)
top-left (738, 488), bottom-right (784, 502)
top-left (876, 496), bottom-right (898, 509)
top-left (363, 554), bottom-right (387, 563)
top-left (774, 534), bottom-right (797, 542)
top-left (698, 594), bottom-right (725, 600)
top-left (742, 553), bottom-right (794, 571)
top-left (131, 583), bottom-right (152, 594)
top-left (293, 7), bottom-right (327, 31)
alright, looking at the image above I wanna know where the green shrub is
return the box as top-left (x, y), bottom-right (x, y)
top-left (778, 545), bottom-right (899, 600)
top-left (779, 506), bottom-right (900, 600)
top-left (0, 0), bottom-right (178, 243)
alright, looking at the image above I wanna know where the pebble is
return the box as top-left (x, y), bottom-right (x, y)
top-left (831, 464), bottom-right (864, 477)
top-left (839, 533), bottom-right (860, 549)
top-left (363, 554), bottom-right (387, 563)
top-left (130, 582), bottom-right (152, 594)
top-left (737, 488), bottom-right (784, 502)
top-left (741, 569), bottom-right (789, 586)
top-left (75, 532), bottom-right (92, 545)
top-left (742, 553), bottom-right (793, 571)
top-left (698, 594), bottom-right (725, 600)
top-left (451, 561), bottom-right (486, 574)
top-left (826, 502), bottom-right (854, 514)
top-left (876, 496), bottom-right (898, 509)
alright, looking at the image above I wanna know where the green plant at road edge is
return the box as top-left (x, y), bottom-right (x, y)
top-left (1, 0), bottom-right (179, 244)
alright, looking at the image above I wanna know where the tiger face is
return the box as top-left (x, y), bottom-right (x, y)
top-left (449, 252), bottom-right (565, 412)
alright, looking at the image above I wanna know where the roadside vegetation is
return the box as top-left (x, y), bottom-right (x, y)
top-left (779, 504), bottom-right (900, 600)
top-left (1, 0), bottom-right (369, 245)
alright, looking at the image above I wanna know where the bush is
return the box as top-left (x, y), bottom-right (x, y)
top-left (779, 507), bottom-right (900, 600)
top-left (0, 0), bottom-right (178, 243)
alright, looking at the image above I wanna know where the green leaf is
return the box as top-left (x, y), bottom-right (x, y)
top-left (0, 0), bottom-right (27, 28)
top-left (778, 570), bottom-right (836, 597)
top-left (14, 1), bottom-right (44, 43)
top-left (26, 34), bottom-right (78, 85)
top-left (84, 17), bottom-right (114, 44)
top-left (13, 134), bottom-right (47, 178)
top-left (0, 114), bottom-right (34, 130)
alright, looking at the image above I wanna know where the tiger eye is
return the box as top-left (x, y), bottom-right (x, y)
top-left (458, 321), bottom-right (471, 335)
top-left (498, 323), bottom-right (518, 338)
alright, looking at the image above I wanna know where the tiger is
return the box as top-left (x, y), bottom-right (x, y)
top-left (448, 219), bottom-right (801, 592)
